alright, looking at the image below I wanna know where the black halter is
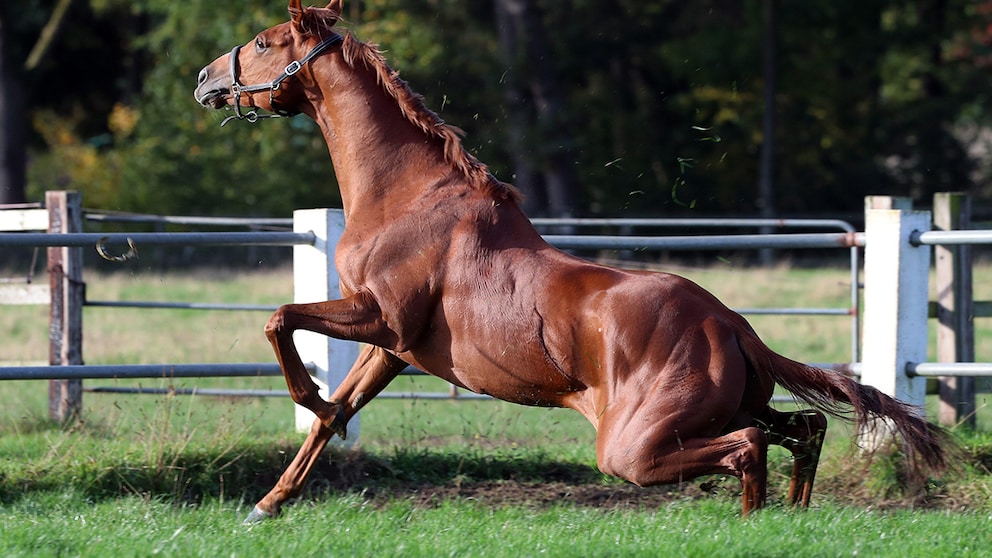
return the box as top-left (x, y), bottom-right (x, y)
top-left (222, 33), bottom-right (343, 127)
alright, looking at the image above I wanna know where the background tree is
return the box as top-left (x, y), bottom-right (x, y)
top-left (0, 0), bottom-right (76, 205)
top-left (6, 0), bottom-right (992, 221)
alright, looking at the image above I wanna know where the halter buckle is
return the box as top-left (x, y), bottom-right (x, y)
top-left (284, 61), bottom-right (302, 76)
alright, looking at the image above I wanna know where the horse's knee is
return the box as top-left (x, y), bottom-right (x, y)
top-left (264, 305), bottom-right (290, 339)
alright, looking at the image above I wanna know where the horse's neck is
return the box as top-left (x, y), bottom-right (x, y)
top-left (306, 53), bottom-right (453, 218)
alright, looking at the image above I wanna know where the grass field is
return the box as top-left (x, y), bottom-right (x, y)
top-left (2, 264), bottom-right (992, 556)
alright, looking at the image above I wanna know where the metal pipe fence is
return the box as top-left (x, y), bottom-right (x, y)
top-left (0, 231), bottom-right (314, 248)
top-left (7, 197), bottom-right (991, 429)
top-left (1, 206), bottom-right (863, 407)
top-left (0, 363), bottom-right (290, 381)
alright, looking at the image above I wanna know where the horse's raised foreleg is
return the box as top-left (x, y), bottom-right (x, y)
top-left (247, 294), bottom-right (403, 523)
top-left (247, 344), bottom-right (406, 523)
top-left (763, 408), bottom-right (827, 508)
top-left (263, 292), bottom-right (398, 430)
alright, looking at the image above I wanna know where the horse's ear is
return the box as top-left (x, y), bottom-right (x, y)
top-left (289, 0), bottom-right (303, 23)
top-left (325, 0), bottom-right (343, 15)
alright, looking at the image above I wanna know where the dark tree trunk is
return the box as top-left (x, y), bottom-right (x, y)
top-left (0, 15), bottom-right (27, 205)
top-left (494, 0), bottom-right (542, 214)
top-left (494, 0), bottom-right (577, 218)
top-left (758, 0), bottom-right (778, 264)
top-left (0, 0), bottom-right (75, 206)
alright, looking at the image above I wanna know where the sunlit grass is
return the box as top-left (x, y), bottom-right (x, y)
top-left (3, 488), bottom-right (992, 557)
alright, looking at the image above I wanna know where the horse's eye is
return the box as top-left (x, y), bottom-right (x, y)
top-left (255, 37), bottom-right (266, 51)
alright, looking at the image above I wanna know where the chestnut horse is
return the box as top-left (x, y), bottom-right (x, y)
top-left (195, 1), bottom-right (947, 522)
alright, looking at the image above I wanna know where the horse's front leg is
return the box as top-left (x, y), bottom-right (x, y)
top-left (263, 291), bottom-right (399, 430)
top-left (247, 343), bottom-right (407, 523)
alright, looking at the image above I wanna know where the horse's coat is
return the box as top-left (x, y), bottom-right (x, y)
top-left (194, 0), bottom-right (947, 521)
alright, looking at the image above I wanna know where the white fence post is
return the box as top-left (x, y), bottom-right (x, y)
top-left (860, 209), bottom-right (931, 409)
top-left (291, 208), bottom-right (361, 440)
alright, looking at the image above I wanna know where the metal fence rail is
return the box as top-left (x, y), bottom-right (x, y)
top-left (530, 217), bottom-right (857, 232)
top-left (84, 385), bottom-right (495, 400)
top-left (0, 363), bottom-right (289, 380)
top-left (912, 229), bottom-right (992, 246)
top-left (907, 362), bottom-right (992, 377)
top-left (543, 232), bottom-right (862, 250)
top-left (84, 300), bottom-right (280, 312)
top-left (0, 231), bottom-right (314, 247)
top-left (83, 212), bottom-right (293, 228)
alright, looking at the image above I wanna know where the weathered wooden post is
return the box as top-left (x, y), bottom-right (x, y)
top-left (291, 208), bottom-right (361, 440)
top-left (933, 192), bottom-right (975, 428)
top-left (860, 207), bottom-right (932, 447)
top-left (47, 191), bottom-right (84, 422)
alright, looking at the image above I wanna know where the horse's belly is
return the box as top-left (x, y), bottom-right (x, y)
top-left (458, 372), bottom-right (573, 407)
top-left (401, 346), bottom-right (578, 408)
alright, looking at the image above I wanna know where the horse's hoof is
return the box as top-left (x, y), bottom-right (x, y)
top-left (242, 505), bottom-right (274, 525)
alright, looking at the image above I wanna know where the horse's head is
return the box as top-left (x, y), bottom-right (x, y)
top-left (194, 0), bottom-right (343, 123)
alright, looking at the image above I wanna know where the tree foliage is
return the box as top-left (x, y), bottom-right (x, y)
top-left (12, 0), bottom-right (992, 218)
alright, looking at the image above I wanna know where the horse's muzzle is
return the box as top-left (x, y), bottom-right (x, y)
top-left (194, 66), bottom-right (231, 108)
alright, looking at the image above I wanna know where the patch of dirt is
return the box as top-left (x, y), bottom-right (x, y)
top-left (369, 479), bottom-right (725, 510)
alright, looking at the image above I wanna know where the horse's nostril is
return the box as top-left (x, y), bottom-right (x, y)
top-left (197, 68), bottom-right (208, 85)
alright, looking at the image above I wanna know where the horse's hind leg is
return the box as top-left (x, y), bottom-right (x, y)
top-left (597, 422), bottom-right (770, 516)
top-left (763, 408), bottom-right (827, 507)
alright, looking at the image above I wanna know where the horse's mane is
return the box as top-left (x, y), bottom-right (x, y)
top-left (337, 33), bottom-right (522, 203)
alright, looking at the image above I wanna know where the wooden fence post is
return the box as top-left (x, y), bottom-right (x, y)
top-left (934, 192), bottom-right (975, 428)
top-left (291, 208), bottom-right (361, 440)
top-left (47, 191), bottom-right (84, 422)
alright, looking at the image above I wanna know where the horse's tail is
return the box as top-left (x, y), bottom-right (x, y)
top-left (737, 327), bottom-right (950, 475)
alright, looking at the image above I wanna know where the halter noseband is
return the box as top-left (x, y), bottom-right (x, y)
top-left (222, 33), bottom-right (343, 127)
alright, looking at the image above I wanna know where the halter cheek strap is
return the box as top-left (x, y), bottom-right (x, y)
top-left (222, 33), bottom-right (343, 127)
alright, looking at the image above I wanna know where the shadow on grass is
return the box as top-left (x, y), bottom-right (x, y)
top-left (8, 421), bottom-right (982, 512)
top-left (0, 440), bottom-right (734, 511)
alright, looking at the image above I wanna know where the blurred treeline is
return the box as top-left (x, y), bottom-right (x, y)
top-left (2, 0), bottom-right (991, 220)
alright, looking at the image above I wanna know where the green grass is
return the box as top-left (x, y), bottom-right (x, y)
top-left (2, 265), bottom-right (992, 556)
top-left (3, 489), bottom-right (992, 557)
